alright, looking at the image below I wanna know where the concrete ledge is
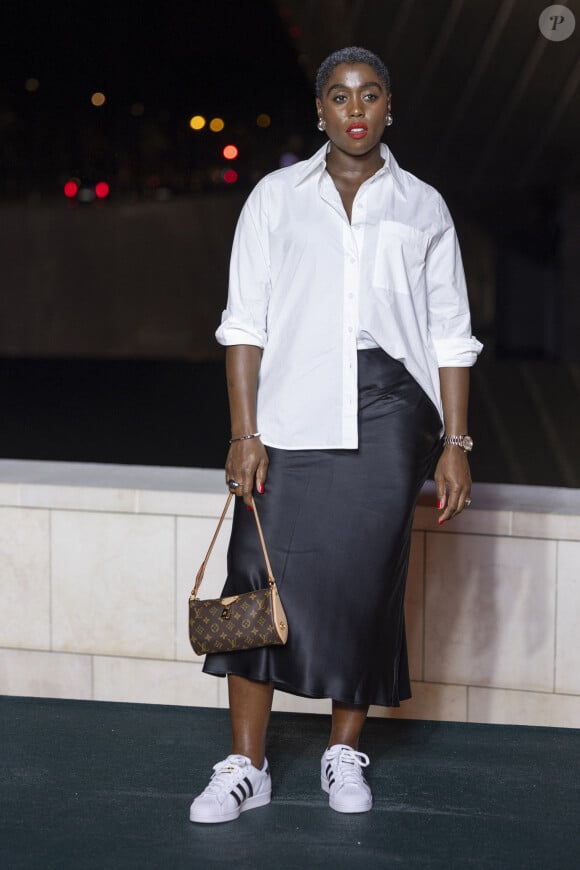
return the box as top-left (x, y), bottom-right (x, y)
top-left (2, 459), bottom-right (580, 539)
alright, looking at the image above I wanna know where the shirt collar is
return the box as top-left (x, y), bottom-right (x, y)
top-left (293, 141), bottom-right (396, 187)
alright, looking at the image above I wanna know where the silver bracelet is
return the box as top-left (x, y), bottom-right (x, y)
top-left (229, 432), bottom-right (261, 444)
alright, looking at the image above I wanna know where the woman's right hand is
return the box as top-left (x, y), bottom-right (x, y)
top-left (225, 438), bottom-right (269, 508)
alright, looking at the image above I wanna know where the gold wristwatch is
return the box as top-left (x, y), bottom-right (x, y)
top-left (443, 434), bottom-right (474, 453)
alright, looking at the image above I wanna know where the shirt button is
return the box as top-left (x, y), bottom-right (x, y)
top-left (350, 256), bottom-right (356, 264)
top-left (348, 327), bottom-right (353, 333)
top-left (348, 293), bottom-right (354, 299)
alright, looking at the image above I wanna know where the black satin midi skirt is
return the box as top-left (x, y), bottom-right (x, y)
top-left (203, 349), bottom-right (443, 707)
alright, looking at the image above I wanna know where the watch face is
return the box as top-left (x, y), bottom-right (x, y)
top-left (463, 436), bottom-right (474, 452)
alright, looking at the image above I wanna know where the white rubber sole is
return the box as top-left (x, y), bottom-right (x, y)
top-left (189, 789), bottom-right (271, 824)
top-left (321, 776), bottom-right (373, 814)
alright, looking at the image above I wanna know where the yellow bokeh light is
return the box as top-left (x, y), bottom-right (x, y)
top-left (91, 92), bottom-right (106, 107)
top-left (209, 117), bottom-right (225, 132)
top-left (25, 78), bottom-right (40, 93)
top-left (256, 113), bottom-right (271, 128)
top-left (189, 115), bottom-right (206, 130)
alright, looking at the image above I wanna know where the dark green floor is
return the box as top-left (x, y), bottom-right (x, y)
top-left (1, 696), bottom-right (579, 870)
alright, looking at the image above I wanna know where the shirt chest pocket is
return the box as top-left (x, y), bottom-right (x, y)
top-left (372, 220), bottom-right (429, 294)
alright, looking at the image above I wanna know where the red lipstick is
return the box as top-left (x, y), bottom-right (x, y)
top-left (346, 123), bottom-right (368, 139)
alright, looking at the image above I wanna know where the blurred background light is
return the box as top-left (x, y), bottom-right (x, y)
top-left (279, 152), bottom-right (299, 168)
top-left (189, 114), bottom-right (206, 130)
top-left (222, 145), bottom-right (238, 160)
top-left (95, 181), bottom-right (110, 199)
top-left (256, 113), bottom-right (271, 128)
top-left (223, 169), bottom-right (238, 184)
top-left (24, 78), bottom-right (40, 92)
top-left (209, 117), bottom-right (224, 132)
top-left (63, 180), bottom-right (79, 198)
top-left (91, 92), bottom-right (106, 107)
top-left (78, 186), bottom-right (96, 203)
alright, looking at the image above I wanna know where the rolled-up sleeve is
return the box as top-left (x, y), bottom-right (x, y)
top-left (215, 184), bottom-right (271, 348)
top-left (426, 196), bottom-right (483, 367)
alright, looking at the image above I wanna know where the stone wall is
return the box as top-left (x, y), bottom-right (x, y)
top-left (1, 460), bottom-right (579, 727)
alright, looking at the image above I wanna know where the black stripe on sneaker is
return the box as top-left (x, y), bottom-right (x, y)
top-left (230, 789), bottom-right (242, 806)
top-left (326, 763), bottom-right (335, 785)
top-left (235, 783), bottom-right (247, 801)
top-left (243, 776), bottom-right (253, 798)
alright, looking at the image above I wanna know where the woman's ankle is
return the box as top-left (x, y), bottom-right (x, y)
top-left (230, 747), bottom-right (265, 769)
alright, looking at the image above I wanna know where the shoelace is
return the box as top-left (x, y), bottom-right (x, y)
top-left (326, 747), bottom-right (370, 786)
top-left (202, 755), bottom-right (249, 797)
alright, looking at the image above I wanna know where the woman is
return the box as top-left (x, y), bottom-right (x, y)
top-left (190, 46), bottom-right (482, 823)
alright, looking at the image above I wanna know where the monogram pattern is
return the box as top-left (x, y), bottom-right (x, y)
top-left (189, 588), bottom-right (286, 655)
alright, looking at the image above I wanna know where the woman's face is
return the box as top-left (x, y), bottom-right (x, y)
top-left (316, 63), bottom-right (391, 159)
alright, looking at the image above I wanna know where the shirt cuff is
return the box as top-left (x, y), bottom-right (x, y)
top-left (433, 336), bottom-right (483, 367)
top-left (215, 318), bottom-right (266, 348)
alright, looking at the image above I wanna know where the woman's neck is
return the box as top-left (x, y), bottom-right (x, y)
top-left (325, 142), bottom-right (384, 182)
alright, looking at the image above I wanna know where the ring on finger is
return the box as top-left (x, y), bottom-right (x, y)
top-left (465, 497), bottom-right (472, 507)
top-left (227, 479), bottom-right (242, 490)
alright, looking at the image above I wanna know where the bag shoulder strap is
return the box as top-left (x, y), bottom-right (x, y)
top-left (191, 494), bottom-right (275, 598)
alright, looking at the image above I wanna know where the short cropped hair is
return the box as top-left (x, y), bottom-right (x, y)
top-left (315, 47), bottom-right (391, 99)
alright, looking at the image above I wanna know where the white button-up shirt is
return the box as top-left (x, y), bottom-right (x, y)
top-left (216, 143), bottom-right (482, 449)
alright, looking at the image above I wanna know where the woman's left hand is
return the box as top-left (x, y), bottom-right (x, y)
top-left (434, 446), bottom-right (472, 524)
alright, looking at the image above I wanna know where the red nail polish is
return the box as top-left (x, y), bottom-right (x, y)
top-left (438, 517), bottom-right (445, 525)
top-left (259, 484), bottom-right (265, 494)
top-left (437, 499), bottom-right (442, 509)
top-left (247, 505), bottom-right (254, 512)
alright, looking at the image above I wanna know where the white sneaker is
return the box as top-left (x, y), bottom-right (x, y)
top-left (321, 744), bottom-right (373, 813)
top-left (189, 754), bottom-right (271, 824)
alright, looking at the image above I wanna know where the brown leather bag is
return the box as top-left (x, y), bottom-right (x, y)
top-left (188, 494), bottom-right (289, 656)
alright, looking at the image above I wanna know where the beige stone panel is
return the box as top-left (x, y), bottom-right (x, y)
top-left (51, 511), bottom-right (175, 658)
top-left (424, 534), bottom-right (556, 691)
top-left (414, 506), bottom-right (513, 537)
top-left (369, 681), bottom-right (467, 722)
top-left (0, 508), bottom-right (50, 649)
top-left (271, 692), bottom-right (331, 715)
top-left (137, 489), bottom-right (227, 518)
top-left (512, 511), bottom-right (580, 542)
top-left (405, 532), bottom-right (424, 682)
top-left (93, 656), bottom-right (219, 707)
top-left (468, 687), bottom-right (580, 728)
top-left (0, 482), bottom-right (21, 506)
top-left (19, 484), bottom-right (137, 513)
top-left (216, 674), bottom-right (230, 709)
top-left (0, 647), bottom-right (91, 699)
top-left (556, 541), bottom-right (580, 694)
top-left (176, 515), bottom-right (233, 662)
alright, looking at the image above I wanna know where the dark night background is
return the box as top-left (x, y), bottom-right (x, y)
top-left (1, 0), bottom-right (580, 486)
